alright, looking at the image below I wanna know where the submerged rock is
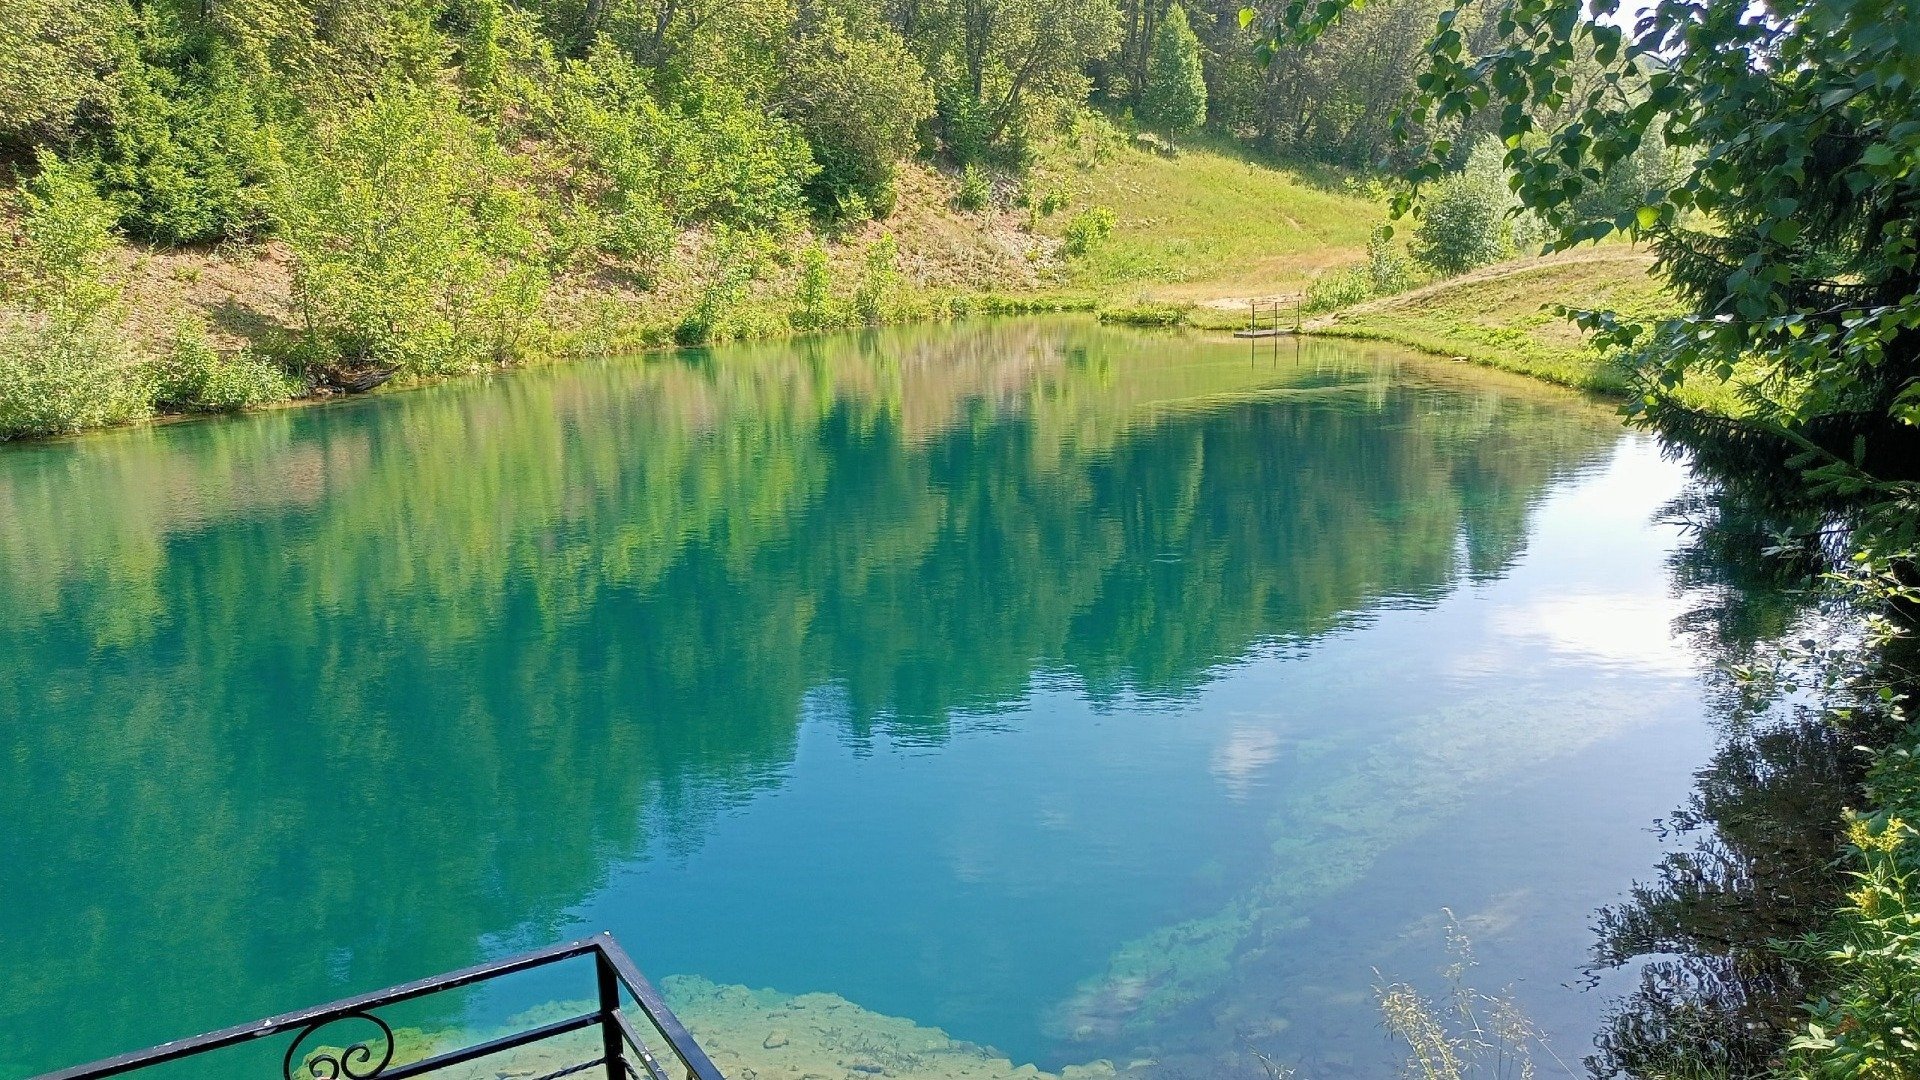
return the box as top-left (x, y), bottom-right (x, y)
top-left (661, 975), bottom-right (1153, 1080)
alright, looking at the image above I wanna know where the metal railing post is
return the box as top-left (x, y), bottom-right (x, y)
top-left (597, 951), bottom-right (626, 1080)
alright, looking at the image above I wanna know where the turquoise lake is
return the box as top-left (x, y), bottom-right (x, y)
top-left (0, 320), bottom-right (1732, 1078)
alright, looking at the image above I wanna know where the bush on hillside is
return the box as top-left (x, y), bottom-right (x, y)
top-left (853, 235), bottom-right (902, 324)
top-left (150, 320), bottom-right (299, 412)
top-left (0, 154), bottom-right (148, 438)
top-left (780, 16), bottom-right (933, 221)
top-left (279, 82), bottom-right (549, 374)
top-left (555, 43), bottom-right (816, 250)
top-left (789, 242), bottom-right (840, 331)
top-left (0, 0), bottom-right (118, 151)
top-left (1411, 137), bottom-right (1513, 276)
top-left (90, 17), bottom-right (278, 244)
top-left (956, 164), bottom-right (992, 211)
top-left (1062, 205), bottom-right (1116, 256)
top-left (676, 233), bottom-right (767, 345)
top-left (1365, 225), bottom-right (1417, 294)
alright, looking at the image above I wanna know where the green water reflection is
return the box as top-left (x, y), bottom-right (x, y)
top-left (0, 320), bottom-right (1685, 1078)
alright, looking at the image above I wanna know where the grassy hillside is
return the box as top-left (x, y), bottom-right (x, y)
top-left (65, 137), bottom-right (1388, 377)
top-left (1032, 136), bottom-right (1381, 301)
top-left (7, 122), bottom-right (1661, 438)
top-left (1307, 251), bottom-right (1669, 391)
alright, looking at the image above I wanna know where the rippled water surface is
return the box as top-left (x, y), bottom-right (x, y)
top-left (1, 321), bottom-right (1731, 1078)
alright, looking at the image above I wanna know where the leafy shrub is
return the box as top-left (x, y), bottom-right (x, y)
top-left (789, 242), bottom-right (839, 331)
top-left (780, 16), bottom-right (933, 220)
top-left (4, 153), bottom-right (121, 317)
top-left (1304, 267), bottom-right (1371, 313)
top-left (1412, 137), bottom-right (1514, 276)
top-left (1299, 227), bottom-right (1419, 316)
top-left (956, 164), bottom-right (992, 211)
top-left (0, 0), bottom-right (118, 150)
top-left (555, 44), bottom-right (815, 244)
top-left (853, 235), bottom-right (901, 324)
top-left (150, 321), bottom-right (299, 412)
top-left (91, 18), bottom-right (278, 244)
top-left (675, 234), bottom-right (764, 345)
top-left (1573, 137), bottom-right (1685, 231)
top-left (1061, 205), bottom-right (1116, 257)
top-left (1365, 225), bottom-right (1416, 295)
top-left (0, 153), bottom-right (148, 439)
top-left (279, 82), bottom-right (549, 374)
top-left (1061, 109), bottom-right (1128, 169)
top-left (936, 89), bottom-right (996, 167)
top-left (551, 48), bottom-right (676, 264)
top-left (0, 318), bottom-right (148, 438)
top-left (1784, 811), bottom-right (1920, 1077)
top-left (663, 76), bottom-right (817, 235)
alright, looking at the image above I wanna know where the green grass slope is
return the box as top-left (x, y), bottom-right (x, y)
top-left (1309, 250), bottom-right (1673, 392)
top-left (1032, 137), bottom-right (1382, 301)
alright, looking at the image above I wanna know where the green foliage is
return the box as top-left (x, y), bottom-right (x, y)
top-left (4, 152), bottom-right (122, 318)
top-left (658, 76), bottom-right (816, 235)
top-left (1237, 0), bottom-right (1448, 169)
top-left (150, 320), bottom-right (298, 411)
top-left (1062, 204), bottom-right (1116, 256)
top-left (0, 318), bottom-right (148, 439)
top-left (1304, 224), bottom-right (1418, 315)
top-left (279, 81), bottom-right (549, 374)
top-left (1365, 225), bottom-right (1416, 295)
top-left (675, 233), bottom-right (765, 345)
top-left (1410, 138), bottom-right (1513, 276)
top-left (555, 42), bottom-right (815, 247)
top-left (853, 234), bottom-right (901, 323)
top-left (1304, 267), bottom-right (1369, 314)
top-left (90, 15), bottom-right (279, 244)
top-left (0, 0), bottom-right (119, 149)
top-left (0, 154), bottom-right (148, 438)
top-left (551, 44), bottom-right (677, 264)
top-left (1783, 811), bottom-right (1920, 1079)
top-left (917, 0), bottom-right (1121, 164)
top-left (1571, 137), bottom-right (1683, 234)
top-left (789, 242), bottom-right (838, 331)
top-left (781, 15), bottom-right (932, 220)
top-left (1140, 3), bottom-right (1206, 139)
top-left (956, 164), bottom-right (993, 211)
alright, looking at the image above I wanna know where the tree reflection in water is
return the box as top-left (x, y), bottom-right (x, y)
top-left (1584, 477), bottom-right (1901, 1078)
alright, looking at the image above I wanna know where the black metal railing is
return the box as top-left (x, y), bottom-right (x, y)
top-left (32, 933), bottom-right (724, 1080)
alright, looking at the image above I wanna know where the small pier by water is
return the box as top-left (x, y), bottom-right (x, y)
top-left (1233, 296), bottom-right (1301, 338)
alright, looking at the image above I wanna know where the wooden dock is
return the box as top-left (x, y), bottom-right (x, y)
top-left (1236, 297), bottom-right (1300, 338)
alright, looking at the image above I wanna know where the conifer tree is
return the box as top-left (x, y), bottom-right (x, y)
top-left (1140, 2), bottom-right (1206, 142)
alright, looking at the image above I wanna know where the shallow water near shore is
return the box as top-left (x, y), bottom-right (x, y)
top-left (1, 319), bottom-right (1735, 1078)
